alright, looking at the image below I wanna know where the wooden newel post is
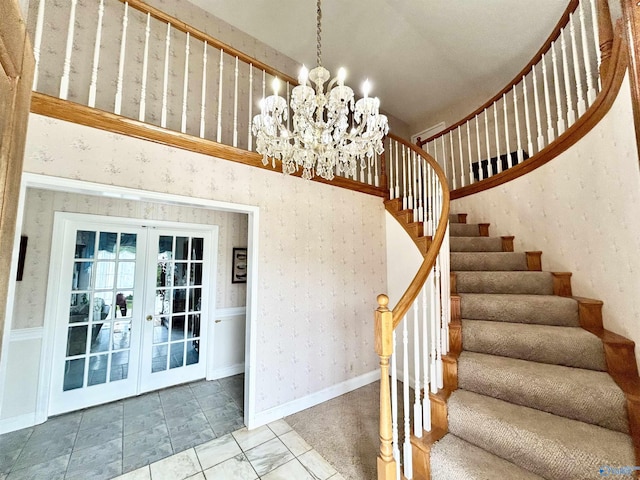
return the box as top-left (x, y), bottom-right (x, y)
top-left (375, 294), bottom-right (397, 480)
top-left (598, 0), bottom-right (614, 79)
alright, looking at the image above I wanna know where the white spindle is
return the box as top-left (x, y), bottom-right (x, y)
top-left (484, 109), bottom-right (492, 177)
top-left (394, 141), bottom-right (400, 199)
top-left (532, 65), bottom-right (545, 152)
top-left (415, 153), bottom-right (422, 222)
top-left (139, 13), bottom-right (151, 122)
top-left (421, 281), bottom-right (431, 432)
top-left (200, 42), bottom-right (208, 139)
top-left (407, 147), bottom-right (413, 211)
top-left (579, 1), bottom-right (596, 104)
top-left (59, 0), bottom-right (78, 100)
top-left (513, 85), bottom-right (524, 163)
top-left (161, 22), bottom-right (171, 129)
top-left (402, 317), bottom-right (413, 479)
top-left (542, 54), bottom-right (555, 143)
top-left (570, 14), bottom-right (587, 116)
top-left (390, 332), bottom-right (400, 480)
top-left (440, 135), bottom-right (448, 187)
top-left (503, 93), bottom-right (512, 169)
top-left (248, 64), bottom-right (253, 149)
top-left (434, 234), bottom-right (443, 389)
top-left (88, 0), bottom-right (105, 108)
top-left (32, 0), bottom-right (46, 90)
top-left (114, 2), bottom-right (129, 115)
top-left (475, 115), bottom-right (482, 181)
top-left (466, 121), bottom-right (473, 184)
top-left (523, 75), bottom-right (534, 156)
top-left (429, 262), bottom-right (437, 395)
top-left (233, 57), bottom-right (239, 147)
top-left (589, 0), bottom-right (602, 89)
top-left (561, 29), bottom-right (576, 126)
top-left (424, 159), bottom-right (433, 236)
top-left (402, 146), bottom-right (408, 210)
top-left (180, 33), bottom-right (190, 133)
top-left (389, 142), bottom-right (395, 198)
top-left (217, 50), bottom-right (224, 143)
top-left (457, 128), bottom-right (465, 187)
top-left (493, 103), bottom-right (501, 174)
top-left (449, 132), bottom-right (457, 190)
top-left (373, 154), bottom-right (378, 187)
top-left (413, 303), bottom-right (422, 438)
top-left (551, 42), bottom-right (566, 135)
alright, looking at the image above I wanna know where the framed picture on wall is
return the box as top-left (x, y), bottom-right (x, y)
top-left (232, 247), bottom-right (247, 283)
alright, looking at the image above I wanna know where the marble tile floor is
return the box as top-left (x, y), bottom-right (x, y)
top-left (0, 375), bottom-right (259, 479)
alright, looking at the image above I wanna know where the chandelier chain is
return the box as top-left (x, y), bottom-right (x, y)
top-left (316, 0), bottom-right (322, 67)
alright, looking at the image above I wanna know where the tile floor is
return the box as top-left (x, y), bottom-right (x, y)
top-left (0, 375), bottom-right (264, 479)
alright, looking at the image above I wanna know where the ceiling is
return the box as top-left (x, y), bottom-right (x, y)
top-left (187, 0), bottom-right (570, 131)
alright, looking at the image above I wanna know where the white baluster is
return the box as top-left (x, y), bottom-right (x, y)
top-left (59, 0), bottom-right (78, 100)
top-left (449, 132), bottom-right (457, 189)
top-left (389, 141), bottom-right (395, 199)
top-left (200, 42), bottom-right (208, 139)
top-left (475, 115), bottom-right (482, 181)
top-left (561, 29), bottom-right (576, 126)
top-left (570, 13), bottom-right (587, 116)
top-left (394, 141), bottom-right (400, 199)
top-left (114, 2), bottom-right (129, 115)
top-left (551, 42), bottom-right (566, 135)
top-left (402, 317), bottom-right (413, 479)
top-left (457, 127), bottom-right (465, 187)
top-left (523, 75), bottom-right (534, 156)
top-left (466, 121), bottom-right (473, 184)
top-left (503, 93), bottom-right (512, 169)
top-left (373, 153), bottom-right (378, 187)
top-left (161, 22), bottom-right (171, 129)
top-left (513, 85), bottom-right (524, 163)
top-left (233, 57), bottom-right (239, 147)
top-left (532, 64), bottom-right (545, 152)
top-left (407, 147), bottom-right (413, 211)
top-left (390, 332), bottom-right (401, 480)
top-left (247, 64), bottom-right (253, 149)
top-left (217, 50), bottom-right (224, 143)
top-left (180, 33), bottom-right (190, 133)
top-left (589, 0), bottom-right (602, 90)
top-left (413, 152), bottom-right (419, 221)
top-left (413, 302), bottom-right (422, 438)
top-left (139, 13), bottom-right (151, 122)
top-left (88, 0), bottom-right (105, 108)
top-left (542, 53), bottom-right (555, 143)
top-left (401, 146), bottom-right (407, 210)
top-left (493, 102), bottom-right (502, 173)
top-left (32, 0), bottom-right (46, 90)
top-left (421, 281), bottom-right (432, 432)
top-left (415, 154), bottom-right (423, 222)
top-left (484, 109), bottom-right (492, 177)
top-left (440, 135), bottom-right (448, 188)
top-left (424, 161), bottom-right (433, 236)
top-left (579, 1), bottom-right (596, 104)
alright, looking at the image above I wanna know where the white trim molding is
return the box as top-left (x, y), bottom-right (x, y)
top-left (9, 327), bottom-right (44, 342)
top-left (215, 306), bottom-right (247, 318)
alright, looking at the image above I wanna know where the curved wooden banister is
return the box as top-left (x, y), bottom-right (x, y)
top-left (117, 0), bottom-right (299, 86)
top-left (417, 0), bottom-right (580, 147)
top-left (386, 133), bottom-right (450, 329)
top-left (450, 20), bottom-right (627, 200)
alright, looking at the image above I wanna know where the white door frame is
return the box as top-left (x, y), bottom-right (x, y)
top-left (0, 173), bottom-right (260, 429)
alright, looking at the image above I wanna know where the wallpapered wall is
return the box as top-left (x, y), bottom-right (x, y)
top-left (453, 75), bottom-right (640, 368)
top-left (22, 113), bottom-right (387, 413)
top-left (13, 188), bottom-right (248, 330)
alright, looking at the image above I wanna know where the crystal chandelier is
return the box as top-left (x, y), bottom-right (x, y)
top-left (252, 0), bottom-right (389, 181)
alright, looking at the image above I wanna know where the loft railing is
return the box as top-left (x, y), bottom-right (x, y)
top-left (417, 0), bottom-right (615, 195)
top-left (28, 0), bottom-right (382, 189)
top-left (375, 134), bottom-right (450, 480)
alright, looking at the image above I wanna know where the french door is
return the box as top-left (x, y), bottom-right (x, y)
top-left (48, 213), bottom-right (216, 415)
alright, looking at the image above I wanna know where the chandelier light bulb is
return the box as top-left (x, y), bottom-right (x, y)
top-left (298, 65), bottom-right (309, 85)
top-left (272, 77), bottom-right (280, 96)
top-left (337, 67), bottom-right (347, 85)
top-left (362, 79), bottom-right (371, 98)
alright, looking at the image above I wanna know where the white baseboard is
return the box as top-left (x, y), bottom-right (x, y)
top-left (250, 370), bottom-right (379, 429)
top-left (0, 412), bottom-right (45, 435)
top-left (208, 363), bottom-right (244, 380)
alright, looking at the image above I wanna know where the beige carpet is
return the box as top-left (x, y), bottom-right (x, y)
top-left (285, 382), bottom-right (379, 480)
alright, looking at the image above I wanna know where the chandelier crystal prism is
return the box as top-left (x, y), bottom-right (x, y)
top-left (251, 0), bottom-right (389, 181)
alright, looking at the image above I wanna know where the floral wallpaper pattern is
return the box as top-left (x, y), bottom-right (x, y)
top-left (14, 188), bottom-right (248, 330)
top-left (23, 113), bottom-right (387, 412)
top-left (453, 76), bottom-right (640, 369)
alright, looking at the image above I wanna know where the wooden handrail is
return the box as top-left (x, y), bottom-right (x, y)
top-left (117, 0), bottom-right (299, 87)
top-left (386, 133), bottom-right (450, 329)
top-left (450, 19), bottom-right (626, 200)
top-left (417, 0), bottom-right (580, 147)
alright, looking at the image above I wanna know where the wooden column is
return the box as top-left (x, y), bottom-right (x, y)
top-left (375, 294), bottom-right (397, 480)
top-left (0, 0), bottom-right (35, 357)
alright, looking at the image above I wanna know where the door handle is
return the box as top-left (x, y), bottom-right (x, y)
top-left (215, 319), bottom-right (221, 323)
top-left (146, 315), bottom-right (153, 322)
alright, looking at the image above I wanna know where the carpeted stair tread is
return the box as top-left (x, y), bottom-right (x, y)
top-left (447, 390), bottom-right (635, 480)
top-left (455, 271), bottom-right (554, 294)
top-left (450, 223), bottom-right (483, 237)
top-left (459, 293), bottom-right (580, 326)
top-left (461, 320), bottom-right (607, 370)
top-left (450, 236), bottom-right (503, 252)
top-left (451, 252), bottom-right (528, 271)
top-left (430, 433), bottom-right (545, 480)
top-left (457, 351), bottom-right (628, 432)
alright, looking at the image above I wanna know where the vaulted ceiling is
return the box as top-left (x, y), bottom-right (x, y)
top-left (187, 0), bottom-right (570, 133)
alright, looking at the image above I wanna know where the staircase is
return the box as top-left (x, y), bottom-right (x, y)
top-left (410, 213), bottom-right (639, 479)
